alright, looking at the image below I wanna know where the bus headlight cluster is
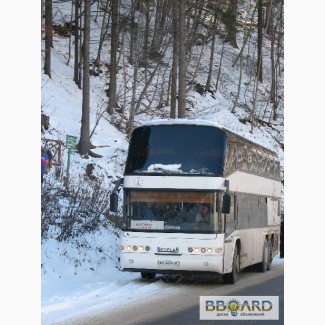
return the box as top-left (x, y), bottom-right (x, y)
top-left (121, 245), bottom-right (151, 252)
top-left (188, 247), bottom-right (222, 254)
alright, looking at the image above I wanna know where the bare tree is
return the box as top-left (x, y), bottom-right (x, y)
top-left (205, 11), bottom-right (218, 92)
top-left (150, 0), bottom-right (171, 59)
top-left (257, 0), bottom-right (263, 82)
top-left (74, 0), bottom-right (81, 87)
top-left (170, 0), bottom-right (178, 118)
top-left (178, 0), bottom-right (186, 118)
top-left (41, 0), bottom-right (45, 38)
top-left (231, 35), bottom-right (244, 113)
top-left (225, 0), bottom-right (238, 48)
top-left (66, 0), bottom-right (74, 66)
top-left (142, 1), bottom-right (151, 83)
top-left (44, 0), bottom-right (53, 78)
top-left (187, 0), bottom-right (204, 49)
top-left (127, 6), bottom-right (141, 137)
top-left (271, 0), bottom-right (283, 121)
top-left (129, 0), bottom-right (137, 65)
top-left (231, 0), bottom-right (253, 113)
top-left (215, 41), bottom-right (225, 93)
top-left (78, 0), bottom-right (99, 157)
top-left (94, 0), bottom-right (111, 66)
top-left (270, 2), bottom-right (276, 104)
top-left (108, 0), bottom-right (119, 114)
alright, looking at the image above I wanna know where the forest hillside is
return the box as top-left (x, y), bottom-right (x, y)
top-left (40, 0), bottom-right (284, 265)
top-left (4, 1), bottom-right (325, 324)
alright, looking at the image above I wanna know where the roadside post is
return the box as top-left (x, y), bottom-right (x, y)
top-left (66, 135), bottom-right (77, 178)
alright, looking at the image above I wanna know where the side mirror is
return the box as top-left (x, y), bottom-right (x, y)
top-left (110, 193), bottom-right (119, 212)
top-left (222, 193), bottom-right (231, 214)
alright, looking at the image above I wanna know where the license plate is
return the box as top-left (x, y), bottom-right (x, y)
top-left (157, 260), bottom-right (180, 266)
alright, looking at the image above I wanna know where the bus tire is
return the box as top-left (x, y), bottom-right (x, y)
top-left (141, 272), bottom-right (156, 279)
top-left (223, 245), bottom-right (240, 284)
top-left (267, 239), bottom-right (273, 270)
top-left (257, 238), bottom-right (270, 272)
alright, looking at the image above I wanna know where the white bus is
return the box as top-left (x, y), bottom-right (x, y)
top-left (110, 119), bottom-right (281, 284)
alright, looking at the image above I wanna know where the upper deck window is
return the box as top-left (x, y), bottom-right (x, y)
top-left (125, 124), bottom-right (227, 176)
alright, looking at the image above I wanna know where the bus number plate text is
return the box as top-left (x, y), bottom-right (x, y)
top-left (157, 260), bottom-right (180, 266)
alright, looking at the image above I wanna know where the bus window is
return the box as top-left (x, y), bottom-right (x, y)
top-left (125, 190), bottom-right (221, 233)
top-left (125, 125), bottom-right (226, 176)
top-left (237, 194), bottom-right (249, 229)
top-left (225, 195), bottom-right (237, 236)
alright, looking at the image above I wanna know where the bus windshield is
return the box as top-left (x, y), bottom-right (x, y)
top-left (124, 190), bottom-right (222, 233)
top-left (125, 125), bottom-right (227, 175)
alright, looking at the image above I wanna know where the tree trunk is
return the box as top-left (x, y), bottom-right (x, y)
top-left (94, 0), bottom-right (110, 66)
top-left (41, 0), bottom-right (45, 38)
top-left (215, 41), bottom-right (225, 93)
top-left (205, 12), bottom-right (217, 92)
top-left (74, 0), bottom-right (80, 85)
top-left (170, 0), bottom-right (178, 119)
top-left (178, 0), bottom-right (186, 118)
top-left (270, 5), bottom-right (276, 104)
top-left (150, 0), bottom-right (170, 59)
top-left (108, 0), bottom-right (119, 114)
top-left (231, 39), bottom-right (244, 113)
top-left (187, 0), bottom-right (203, 49)
top-left (221, 0), bottom-right (238, 48)
top-left (257, 0), bottom-right (263, 83)
top-left (226, 0), bottom-right (238, 48)
top-left (127, 5), bottom-right (140, 138)
top-left (143, 2), bottom-right (150, 83)
top-left (44, 0), bottom-right (52, 78)
top-left (78, 0), bottom-right (92, 156)
top-left (129, 0), bottom-right (136, 65)
top-left (66, 0), bottom-right (74, 66)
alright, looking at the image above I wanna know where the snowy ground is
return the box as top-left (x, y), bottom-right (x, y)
top-left (41, 227), bottom-right (284, 325)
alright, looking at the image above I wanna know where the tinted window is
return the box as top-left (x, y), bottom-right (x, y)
top-left (125, 125), bottom-right (227, 176)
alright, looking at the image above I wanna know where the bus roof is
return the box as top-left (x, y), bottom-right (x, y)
top-left (137, 119), bottom-right (279, 159)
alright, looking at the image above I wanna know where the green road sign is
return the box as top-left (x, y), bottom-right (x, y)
top-left (66, 135), bottom-right (77, 150)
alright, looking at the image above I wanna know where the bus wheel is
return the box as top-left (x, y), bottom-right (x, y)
top-left (223, 245), bottom-right (240, 284)
top-left (257, 238), bottom-right (270, 272)
top-left (141, 272), bottom-right (156, 279)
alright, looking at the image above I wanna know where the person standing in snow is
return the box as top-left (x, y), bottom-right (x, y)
top-left (41, 147), bottom-right (49, 184)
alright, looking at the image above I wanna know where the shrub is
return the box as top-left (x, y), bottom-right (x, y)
top-left (41, 174), bottom-right (112, 241)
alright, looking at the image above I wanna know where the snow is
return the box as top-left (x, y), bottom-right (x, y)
top-left (147, 164), bottom-right (182, 173)
top-left (4, 1), bottom-right (325, 325)
top-left (42, 251), bottom-right (284, 325)
top-left (38, 3), bottom-right (284, 320)
top-left (41, 227), bottom-right (166, 324)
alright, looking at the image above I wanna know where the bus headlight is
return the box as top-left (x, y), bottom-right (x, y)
top-left (187, 247), bottom-right (215, 254)
top-left (121, 245), bottom-right (151, 252)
